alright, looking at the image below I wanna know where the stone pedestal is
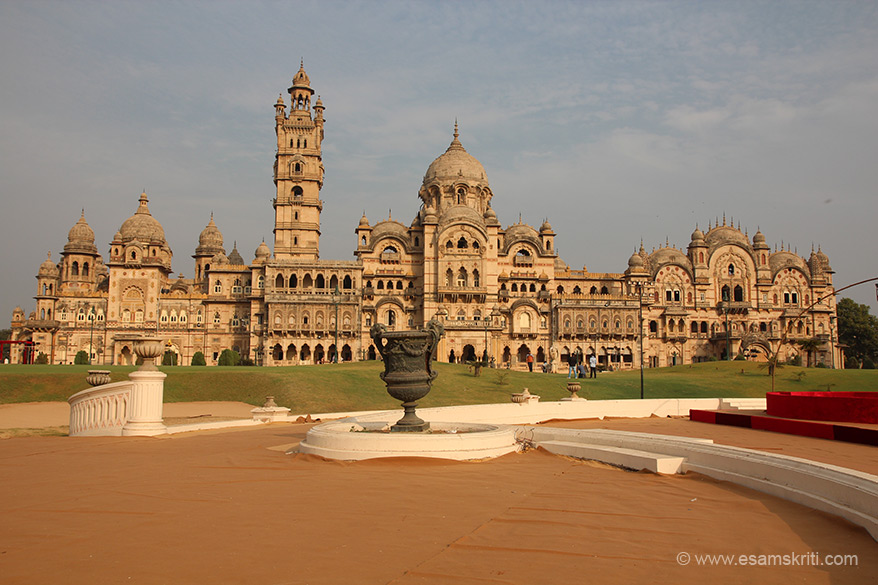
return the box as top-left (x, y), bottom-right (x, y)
top-left (121, 369), bottom-right (168, 436)
top-left (251, 396), bottom-right (291, 422)
top-left (121, 336), bottom-right (167, 436)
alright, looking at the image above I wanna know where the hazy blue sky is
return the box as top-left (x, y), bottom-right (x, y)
top-left (2, 0), bottom-right (877, 323)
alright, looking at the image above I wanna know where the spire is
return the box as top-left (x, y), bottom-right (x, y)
top-left (136, 190), bottom-right (150, 215)
top-left (447, 119), bottom-right (465, 152)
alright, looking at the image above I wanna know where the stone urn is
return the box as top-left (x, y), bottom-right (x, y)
top-left (86, 370), bottom-right (111, 387)
top-left (371, 319), bottom-right (444, 432)
top-left (511, 388), bottom-right (531, 404)
top-left (133, 337), bottom-right (164, 371)
top-left (563, 380), bottom-right (585, 401)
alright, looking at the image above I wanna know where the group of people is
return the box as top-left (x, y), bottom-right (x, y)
top-left (522, 349), bottom-right (598, 378)
top-left (567, 348), bottom-right (597, 379)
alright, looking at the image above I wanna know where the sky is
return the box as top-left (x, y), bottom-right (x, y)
top-left (2, 0), bottom-right (877, 324)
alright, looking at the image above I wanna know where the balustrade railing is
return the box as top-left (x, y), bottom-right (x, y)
top-left (68, 381), bottom-right (133, 436)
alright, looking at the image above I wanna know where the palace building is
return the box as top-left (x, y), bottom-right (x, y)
top-left (8, 65), bottom-right (841, 369)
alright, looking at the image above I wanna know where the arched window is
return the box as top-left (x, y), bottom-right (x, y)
top-left (445, 268), bottom-right (453, 287)
top-left (721, 285), bottom-right (730, 302)
top-left (276, 274), bottom-right (284, 289)
top-left (83, 263), bottom-right (90, 277)
top-left (316, 274), bottom-right (325, 288)
top-left (395, 280), bottom-right (403, 290)
top-left (213, 312), bottom-right (221, 324)
top-left (557, 285), bottom-right (564, 293)
top-left (257, 275), bottom-right (264, 289)
top-left (573, 285), bottom-right (581, 294)
top-left (343, 275), bottom-right (353, 289)
top-left (213, 281), bottom-right (222, 294)
top-left (445, 240), bottom-right (453, 251)
top-left (457, 267), bottom-right (468, 287)
top-left (601, 286), bottom-right (609, 294)
top-left (728, 264), bottom-right (735, 276)
top-left (292, 186), bottom-right (303, 198)
top-left (733, 285), bottom-right (743, 302)
top-left (472, 269), bottom-right (480, 287)
top-left (649, 320), bottom-right (658, 333)
top-left (529, 283), bottom-right (536, 293)
top-left (71, 261), bottom-right (79, 276)
top-left (519, 312), bottom-right (531, 329)
top-left (457, 309), bottom-right (466, 321)
top-left (457, 236), bottom-right (468, 249)
top-left (511, 283), bottom-right (518, 292)
top-left (387, 310), bottom-right (396, 327)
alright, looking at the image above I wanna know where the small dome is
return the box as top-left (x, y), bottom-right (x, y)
top-left (113, 230), bottom-right (123, 242)
top-left (291, 62), bottom-right (311, 88)
top-left (753, 229), bottom-right (766, 245)
top-left (276, 94), bottom-right (284, 105)
top-left (255, 240), bottom-right (271, 260)
top-left (554, 256), bottom-right (568, 271)
top-left (484, 206), bottom-right (497, 219)
top-left (211, 251), bottom-right (229, 265)
top-left (38, 252), bottom-right (58, 276)
top-left (438, 204), bottom-right (485, 228)
top-left (690, 227), bottom-right (704, 242)
top-left (118, 191), bottom-right (167, 245)
top-left (358, 212), bottom-right (370, 227)
top-left (540, 219), bottom-right (553, 233)
top-left (67, 211), bottom-right (96, 246)
top-left (628, 251), bottom-right (644, 267)
top-left (227, 243), bottom-right (244, 266)
top-left (423, 123), bottom-right (488, 186)
top-left (196, 215), bottom-right (224, 256)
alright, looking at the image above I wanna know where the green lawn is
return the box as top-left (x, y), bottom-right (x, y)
top-left (1, 361), bottom-right (875, 413)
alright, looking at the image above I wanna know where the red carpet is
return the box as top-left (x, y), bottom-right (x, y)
top-left (690, 409), bottom-right (878, 446)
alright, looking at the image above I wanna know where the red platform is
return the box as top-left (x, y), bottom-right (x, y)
top-left (689, 409), bottom-right (878, 446)
top-left (766, 391), bottom-right (878, 424)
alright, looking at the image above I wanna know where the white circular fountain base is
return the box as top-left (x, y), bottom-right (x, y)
top-left (295, 417), bottom-right (519, 461)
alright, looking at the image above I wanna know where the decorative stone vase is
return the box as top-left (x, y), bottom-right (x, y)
top-left (511, 388), bottom-right (531, 404)
top-left (371, 319), bottom-right (444, 432)
top-left (133, 337), bottom-right (164, 371)
top-left (566, 381), bottom-right (582, 399)
top-left (86, 370), bottom-right (111, 387)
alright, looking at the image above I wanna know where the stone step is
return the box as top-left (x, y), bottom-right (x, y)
top-left (720, 398), bottom-right (767, 411)
top-left (539, 440), bottom-right (686, 474)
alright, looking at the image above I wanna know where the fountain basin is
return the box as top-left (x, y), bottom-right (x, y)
top-left (295, 416), bottom-right (518, 461)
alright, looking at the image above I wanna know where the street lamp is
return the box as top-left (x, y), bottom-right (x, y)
top-left (88, 306), bottom-right (96, 365)
top-left (332, 285), bottom-right (340, 363)
top-left (722, 288), bottom-right (731, 361)
top-left (637, 283), bottom-right (644, 399)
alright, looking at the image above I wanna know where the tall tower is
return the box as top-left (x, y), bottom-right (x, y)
top-left (273, 62), bottom-right (325, 260)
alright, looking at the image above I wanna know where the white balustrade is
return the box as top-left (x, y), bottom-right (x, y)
top-left (68, 381), bottom-right (134, 436)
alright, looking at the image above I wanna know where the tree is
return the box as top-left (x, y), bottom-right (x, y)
top-left (191, 351), bottom-right (207, 366)
top-left (74, 350), bottom-right (89, 365)
top-left (795, 337), bottom-right (823, 368)
top-left (217, 349), bottom-right (240, 366)
top-left (35, 352), bottom-right (49, 364)
top-left (837, 298), bottom-right (878, 368)
top-left (0, 328), bottom-right (11, 341)
top-left (162, 351), bottom-right (178, 366)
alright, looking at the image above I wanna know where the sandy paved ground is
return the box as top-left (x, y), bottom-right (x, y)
top-left (0, 410), bottom-right (875, 584)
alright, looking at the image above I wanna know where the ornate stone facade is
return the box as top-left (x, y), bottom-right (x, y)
top-left (8, 66), bottom-right (840, 369)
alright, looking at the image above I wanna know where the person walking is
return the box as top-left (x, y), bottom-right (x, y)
top-left (589, 354), bottom-right (598, 378)
top-left (526, 352), bottom-right (534, 372)
top-left (567, 352), bottom-right (577, 378)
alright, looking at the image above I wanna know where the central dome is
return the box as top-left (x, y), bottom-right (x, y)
top-left (119, 191), bottom-right (166, 244)
top-left (424, 124), bottom-right (488, 186)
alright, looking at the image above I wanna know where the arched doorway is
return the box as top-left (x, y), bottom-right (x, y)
top-left (448, 349), bottom-right (456, 363)
top-left (502, 346), bottom-right (511, 365)
top-left (285, 344), bottom-right (296, 361)
top-left (314, 344), bottom-right (325, 363)
top-left (536, 346), bottom-right (546, 363)
top-left (272, 344), bottom-right (283, 362)
top-left (367, 345), bottom-right (377, 360)
top-left (341, 344), bottom-right (352, 362)
top-left (119, 345), bottom-right (133, 366)
top-left (462, 344), bottom-right (476, 362)
top-left (517, 344), bottom-right (530, 364)
top-left (300, 344), bottom-right (311, 363)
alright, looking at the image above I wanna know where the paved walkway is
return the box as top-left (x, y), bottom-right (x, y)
top-left (1, 418), bottom-right (875, 584)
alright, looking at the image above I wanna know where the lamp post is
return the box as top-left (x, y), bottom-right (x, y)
top-left (332, 285), bottom-right (340, 363)
top-left (637, 283), bottom-right (644, 399)
top-left (722, 288), bottom-right (731, 361)
top-left (88, 306), bottom-right (95, 365)
top-left (829, 315), bottom-right (836, 369)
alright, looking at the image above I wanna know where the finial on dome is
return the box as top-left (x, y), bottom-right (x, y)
top-left (454, 118), bottom-right (459, 140)
top-left (722, 212), bottom-right (726, 226)
top-left (47, 251), bottom-right (52, 260)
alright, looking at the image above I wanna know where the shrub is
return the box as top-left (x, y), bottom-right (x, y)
top-left (34, 352), bottom-right (49, 364)
top-left (162, 351), bottom-right (178, 366)
top-left (217, 349), bottom-right (240, 366)
top-left (734, 353), bottom-right (746, 361)
top-left (238, 357), bottom-right (255, 366)
top-left (864, 357), bottom-right (876, 370)
top-left (191, 351), bottom-right (207, 366)
top-left (73, 350), bottom-right (89, 365)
